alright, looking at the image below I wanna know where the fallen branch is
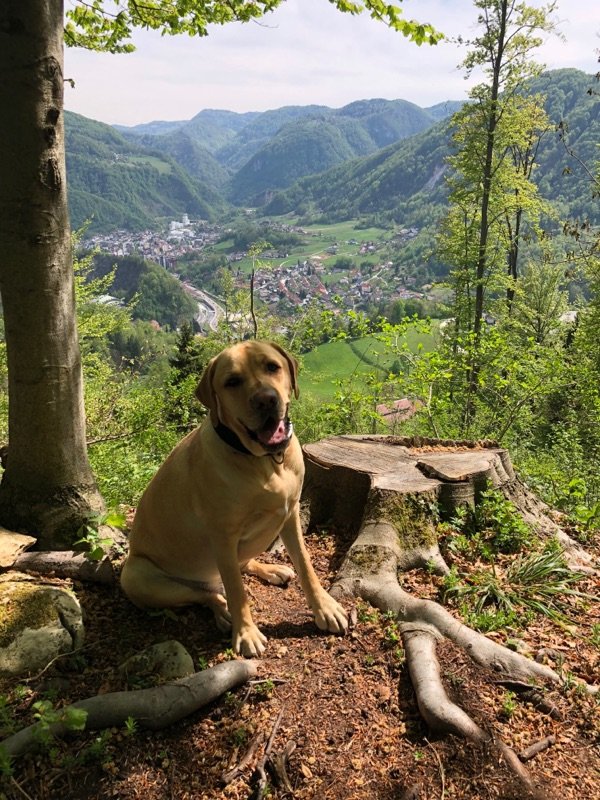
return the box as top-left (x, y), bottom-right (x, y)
top-left (519, 735), bottom-right (556, 762)
top-left (1, 660), bottom-right (257, 759)
top-left (425, 738), bottom-right (445, 800)
top-left (270, 740), bottom-right (296, 793)
top-left (253, 707), bottom-right (284, 799)
top-left (12, 551), bottom-right (115, 584)
top-left (496, 680), bottom-right (563, 720)
top-left (222, 731), bottom-right (265, 785)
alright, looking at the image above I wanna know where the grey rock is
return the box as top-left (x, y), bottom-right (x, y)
top-left (119, 640), bottom-right (195, 683)
top-left (0, 573), bottom-right (84, 678)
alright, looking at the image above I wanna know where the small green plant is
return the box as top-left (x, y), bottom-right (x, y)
top-left (254, 679), bottom-right (275, 699)
top-left (462, 605), bottom-right (524, 633)
top-left (123, 716), bottom-right (138, 736)
top-left (590, 623), bottom-right (600, 650)
top-left (223, 691), bottom-right (242, 712)
top-left (424, 558), bottom-right (437, 575)
top-left (12, 685), bottom-right (29, 702)
top-left (0, 696), bottom-right (15, 737)
top-left (445, 487), bottom-right (536, 559)
top-left (383, 622), bottom-right (400, 647)
top-left (443, 549), bottom-right (589, 627)
top-left (392, 646), bottom-right (405, 663)
top-left (562, 671), bottom-right (577, 693)
top-left (379, 615), bottom-right (405, 662)
top-left (74, 509), bottom-right (124, 561)
top-left (477, 488), bottom-right (535, 553)
top-left (500, 691), bottom-right (517, 719)
top-left (229, 726), bottom-right (249, 747)
top-left (0, 745), bottom-right (12, 776)
top-left (356, 601), bottom-right (379, 623)
top-left (555, 478), bottom-right (600, 534)
top-left (78, 730), bottom-right (113, 766)
top-left (197, 655), bottom-right (209, 671)
top-left (440, 565), bottom-right (462, 601)
top-left (32, 700), bottom-right (88, 748)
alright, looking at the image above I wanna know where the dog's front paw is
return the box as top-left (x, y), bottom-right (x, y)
top-left (233, 623), bottom-right (268, 658)
top-left (263, 563), bottom-right (295, 586)
top-left (243, 559), bottom-right (295, 586)
top-left (312, 593), bottom-right (348, 635)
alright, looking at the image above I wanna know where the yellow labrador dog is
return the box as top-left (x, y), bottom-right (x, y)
top-left (120, 340), bottom-right (348, 656)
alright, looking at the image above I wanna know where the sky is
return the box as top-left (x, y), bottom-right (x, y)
top-left (63, 0), bottom-right (599, 127)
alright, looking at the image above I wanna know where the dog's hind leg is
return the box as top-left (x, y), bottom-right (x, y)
top-left (242, 558), bottom-right (295, 586)
top-left (120, 555), bottom-right (232, 630)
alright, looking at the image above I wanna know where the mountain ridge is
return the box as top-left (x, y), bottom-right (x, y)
top-left (66, 69), bottom-right (598, 235)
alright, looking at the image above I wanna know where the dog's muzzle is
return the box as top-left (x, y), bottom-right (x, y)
top-left (244, 388), bottom-right (293, 452)
top-left (244, 416), bottom-right (293, 453)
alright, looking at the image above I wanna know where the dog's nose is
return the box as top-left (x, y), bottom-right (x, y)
top-left (251, 388), bottom-right (279, 414)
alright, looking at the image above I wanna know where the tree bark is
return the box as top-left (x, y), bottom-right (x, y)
top-left (11, 550), bottom-right (115, 584)
top-left (0, 1), bottom-right (104, 548)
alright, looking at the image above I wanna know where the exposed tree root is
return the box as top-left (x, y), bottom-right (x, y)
top-left (10, 550), bottom-right (116, 584)
top-left (1, 660), bottom-right (257, 759)
top-left (330, 519), bottom-right (565, 789)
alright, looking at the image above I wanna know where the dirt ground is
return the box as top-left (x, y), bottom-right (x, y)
top-left (1, 527), bottom-right (599, 800)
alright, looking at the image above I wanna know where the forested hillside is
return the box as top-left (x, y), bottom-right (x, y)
top-left (91, 253), bottom-right (197, 329)
top-left (109, 97), bottom-right (460, 207)
top-left (66, 69), bottom-right (598, 235)
top-left (266, 69), bottom-right (599, 225)
top-left (65, 112), bottom-right (227, 232)
top-left (128, 129), bottom-right (230, 191)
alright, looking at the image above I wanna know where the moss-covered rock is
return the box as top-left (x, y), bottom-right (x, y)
top-left (0, 573), bottom-right (84, 678)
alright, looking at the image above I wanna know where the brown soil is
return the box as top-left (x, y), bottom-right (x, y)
top-left (1, 529), bottom-right (599, 800)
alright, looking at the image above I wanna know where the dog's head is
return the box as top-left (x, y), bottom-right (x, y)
top-left (196, 341), bottom-right (299, 456)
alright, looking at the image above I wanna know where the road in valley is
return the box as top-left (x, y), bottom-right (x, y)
top-left (181, 281), bottom-right (224, 331)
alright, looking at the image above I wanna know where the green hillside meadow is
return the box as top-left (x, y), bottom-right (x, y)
top-left (211, 219), bottom-right (392, 276)
top-left (298, 328), bottom-right (437, 401)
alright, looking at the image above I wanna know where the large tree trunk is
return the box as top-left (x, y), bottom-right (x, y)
top-left (0, 1), bottom-right (104, 548)
top-left (302, 435), bottom-right (597, 790)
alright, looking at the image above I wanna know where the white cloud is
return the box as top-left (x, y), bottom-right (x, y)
top-left (63, 0), bottom-right (599, 126)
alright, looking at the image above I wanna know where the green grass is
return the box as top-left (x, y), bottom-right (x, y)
top-left (298, 328), bottom-right (436, 401)
top-left (126, 156), bottom-right (172, 175)
top-left (210, 219), bottom-right (392, 278)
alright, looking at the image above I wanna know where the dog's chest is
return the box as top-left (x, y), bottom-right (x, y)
top-left (235, 475), bottom-right (294, 544)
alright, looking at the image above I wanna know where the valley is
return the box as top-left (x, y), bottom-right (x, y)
top-left (83, 213), bottom-right (440, 330)
top-left (69, 68), bottom-right (599, 326)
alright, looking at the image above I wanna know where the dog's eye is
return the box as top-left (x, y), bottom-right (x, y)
top-left (224, 375), bottom-right (242, 388)
top-left (266, 362), bottom-right (281, 373)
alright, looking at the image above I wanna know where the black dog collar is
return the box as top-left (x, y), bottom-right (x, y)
top-left (214, 421), bottom-right (253, 455)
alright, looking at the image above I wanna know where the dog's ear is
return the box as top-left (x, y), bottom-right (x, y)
top-left (268, 342), bottom-right (300, 399)
top-left (196, 356), bottom-right (219, 423)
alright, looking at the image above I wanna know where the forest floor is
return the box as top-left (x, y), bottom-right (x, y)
top-left (1, 524), bottom-right (599, 800)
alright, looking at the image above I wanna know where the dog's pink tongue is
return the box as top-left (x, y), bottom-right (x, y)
top-left (258, 419), bottom-right (288, 446)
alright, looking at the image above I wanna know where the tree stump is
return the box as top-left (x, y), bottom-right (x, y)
top-left (301, 435), bottom-right (598, 790)
top-left (303, 434), bottom-right (593, 570)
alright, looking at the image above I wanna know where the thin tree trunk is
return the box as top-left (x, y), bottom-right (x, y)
top-left (506, 206), bottom-right (522, 312)
top-left (466, 1), bottom-right (508, 427)
top-left (0, 0), bottom-right (104, 548)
